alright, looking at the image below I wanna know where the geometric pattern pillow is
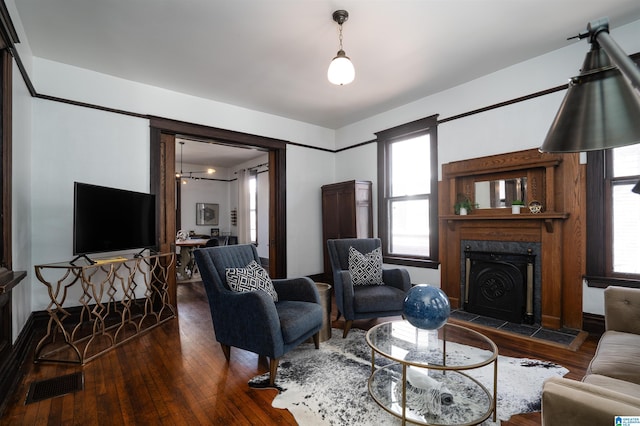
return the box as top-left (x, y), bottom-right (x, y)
top-left (348, 246), bottom-right (384, 286)
top-left (225, 260), bottom-right (278, 301)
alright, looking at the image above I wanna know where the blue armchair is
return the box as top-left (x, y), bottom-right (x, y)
top-left (194, 244), bottom-right (323, 386)
top-left (327, 238), bottom-right (411, 337)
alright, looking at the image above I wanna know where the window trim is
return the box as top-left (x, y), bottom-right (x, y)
top-left (376, 114), bottom-right (439, 268)
top-left (586, 148), bottom-right (640, 287)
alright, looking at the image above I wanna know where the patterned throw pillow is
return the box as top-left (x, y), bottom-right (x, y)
top-left (225, 260), bottom-right (278, 301)
top-left (348, 246), bottom-right (384, 286)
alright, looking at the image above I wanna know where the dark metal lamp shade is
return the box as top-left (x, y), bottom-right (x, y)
top-left (540, 46), bottom-right (640, 153)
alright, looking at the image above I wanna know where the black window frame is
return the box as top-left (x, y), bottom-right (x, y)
top-left (586, 148), bottom-right (640, 289)
top-left (376, 114), bottom-right (439, 269)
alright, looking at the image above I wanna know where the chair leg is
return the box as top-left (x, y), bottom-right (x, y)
top-left (312, 332), bottom-right (320, 349)
top-left (343, 320), bottom-right (353, 338)
top-left (220, 343), bottom-right (231, 362)
top-left (269, 358), bottom-right (280, 386)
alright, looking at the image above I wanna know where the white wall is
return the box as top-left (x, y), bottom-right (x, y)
top-left (286, 145), bottom-right (335, 277)
top-left (11, 60), bottom-right (33, 341)
top-left (30, 100), bottom-right (150, 309)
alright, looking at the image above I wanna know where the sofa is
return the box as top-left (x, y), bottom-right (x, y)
top-left (542, 286), bottom-right (640, 425)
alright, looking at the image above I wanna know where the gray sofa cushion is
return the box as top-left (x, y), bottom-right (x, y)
top-left (586, 330), bottom-right (640, 386)
top-left (583, 374), bottom-right (640, 398)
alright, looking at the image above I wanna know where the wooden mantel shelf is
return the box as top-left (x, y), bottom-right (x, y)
top-left (442, 212), bottom-right (570, 233)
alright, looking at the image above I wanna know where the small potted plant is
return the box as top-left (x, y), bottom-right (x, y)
top-left (454, 194), bottom-right (476, 215)
top-left (511, 200), bottom-right (524, 214)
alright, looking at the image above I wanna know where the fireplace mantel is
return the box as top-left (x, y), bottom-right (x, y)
top-left (442, 212), bottom-right (569, 233)
top-left (439, 148), bottom-right (586, 330)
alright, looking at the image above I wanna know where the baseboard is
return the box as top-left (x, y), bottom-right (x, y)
top-left (0, 310), bottom-right (48, 415)
top-left (582, 312), bottom-right (605, 337)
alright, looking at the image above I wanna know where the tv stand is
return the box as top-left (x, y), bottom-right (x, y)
top-left (134, 247), bottom-right (157, 258)
top-left (70, 253), bottom-right (96, 265)
top-left (33, 253), bottom-right (176, 364)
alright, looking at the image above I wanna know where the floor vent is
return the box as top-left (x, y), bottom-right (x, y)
top-left (25, 372), bottom-right (84, 404)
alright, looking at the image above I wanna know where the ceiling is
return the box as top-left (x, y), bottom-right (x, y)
top-left (175, 136), bottom-right (266, 169)
top-left (14, 1), bottom-right (640, 131)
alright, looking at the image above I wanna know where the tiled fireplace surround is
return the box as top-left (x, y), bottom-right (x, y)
top-left (439, 148), bottom-right (586, 331)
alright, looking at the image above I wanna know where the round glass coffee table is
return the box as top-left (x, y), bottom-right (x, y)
top-left (365, 321), bottom-right (498, 425)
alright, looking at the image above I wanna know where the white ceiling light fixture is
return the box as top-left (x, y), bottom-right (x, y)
top-left (327, 10), bottom-right (355, 86)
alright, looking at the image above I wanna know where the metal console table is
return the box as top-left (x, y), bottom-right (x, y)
top-left (34, 253), bottom-right (176, 364)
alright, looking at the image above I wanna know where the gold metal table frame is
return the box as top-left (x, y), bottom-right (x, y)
top-left (365, 321), bottom-right (498, 426)
top-left (34, 253), bottom-right (176, 364)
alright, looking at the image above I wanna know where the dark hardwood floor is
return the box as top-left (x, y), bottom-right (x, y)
top-left (1, 281), bottom-right (597, 425)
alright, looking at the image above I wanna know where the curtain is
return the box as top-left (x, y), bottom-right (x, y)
top-left (237, 169), bottom-right (251, 244)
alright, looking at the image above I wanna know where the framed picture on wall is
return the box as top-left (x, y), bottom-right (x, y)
top-left (210, 228), bottom-right (220, 237)
top-left (196, 203), bottom-right (219, 226)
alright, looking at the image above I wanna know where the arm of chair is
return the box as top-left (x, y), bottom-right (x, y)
top-left (382, 268), bottom-right (412, 292)
top-left (333, 270), bottom-right (355, 320)
top-left (272, 277), bottom-right (320, 304)
top-left (605, 286), bottom-right (640, 334)
top-left (210, 289), bottom-right (284, 356)
top-left (542, 377), bottom-right (640, 425)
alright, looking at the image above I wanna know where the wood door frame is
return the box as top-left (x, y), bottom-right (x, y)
top-left (149, 117), bottom-right (287, 307)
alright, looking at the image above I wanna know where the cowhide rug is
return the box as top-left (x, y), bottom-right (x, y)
top-left (249, 328), bottom-right (568, 425)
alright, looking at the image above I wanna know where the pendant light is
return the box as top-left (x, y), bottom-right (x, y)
top-left (327, 10), bottom-right (355, 86)
top-left (176, 142), bottom-right (186, 184)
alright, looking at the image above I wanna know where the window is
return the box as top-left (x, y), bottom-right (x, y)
top-left (249, 172), bottom-right (257, 244)
top-left (611, 145), bottom-right (640, 275)
top-left (587, 145), bottom-right (640, 284)
top-left (376, 115), bottom-right (439, 268)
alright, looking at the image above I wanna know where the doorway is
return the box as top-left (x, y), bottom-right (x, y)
top-left (149, 117), bottom-right (288, 307)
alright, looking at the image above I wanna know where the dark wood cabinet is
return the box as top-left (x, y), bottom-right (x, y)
top-left (321, 180), bottom-right (373, 279)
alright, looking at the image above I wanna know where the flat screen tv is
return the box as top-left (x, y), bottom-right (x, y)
top-left (73, 182), bottom-right (157, 259)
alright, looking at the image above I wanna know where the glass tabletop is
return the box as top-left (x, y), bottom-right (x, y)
top-left (366, 321), bottom-right (498, 370)
top-left (366, 321), bottom-right (498, 425)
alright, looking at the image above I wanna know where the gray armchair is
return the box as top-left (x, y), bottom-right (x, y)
top-left (327, 238), bottom-right (411, 337)
top-left (194, 244), bottom-right (323, 386)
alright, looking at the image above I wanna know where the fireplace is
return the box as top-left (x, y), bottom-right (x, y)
top-left (463, 247), bottom-right (536, 324)
top-left (440, 148), bottom-right (585, 330)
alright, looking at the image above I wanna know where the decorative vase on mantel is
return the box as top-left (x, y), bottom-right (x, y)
top-left (511, 200), bottom-right (524, 214)
top-left (454, 193), bottom-right (476, 216)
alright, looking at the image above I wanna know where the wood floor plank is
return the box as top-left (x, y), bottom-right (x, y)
top-left (1, 280), bottom-right (599, 425)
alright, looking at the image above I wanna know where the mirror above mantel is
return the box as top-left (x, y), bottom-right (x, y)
top-left (441, 148), bottom-right (570, 216)
top-left (474, 177), bottom-right (527, 209)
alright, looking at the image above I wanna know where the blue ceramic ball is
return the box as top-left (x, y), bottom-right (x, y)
top-left (403, 284), bottom-right (451, 330)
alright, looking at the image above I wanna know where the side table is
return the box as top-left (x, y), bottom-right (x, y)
top-left (314, 282), bottom-right (332, 342)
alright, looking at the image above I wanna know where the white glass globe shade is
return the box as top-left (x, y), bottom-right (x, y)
top-left (327, 52), bottom-right (355, 85)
